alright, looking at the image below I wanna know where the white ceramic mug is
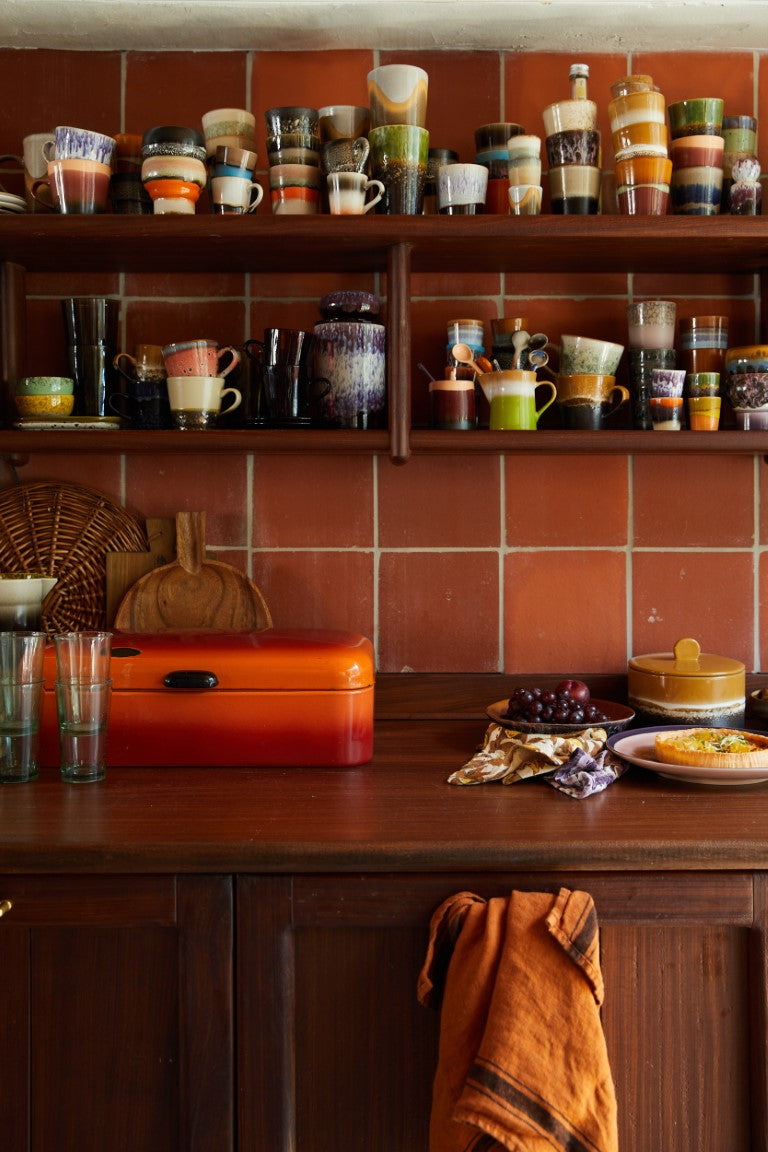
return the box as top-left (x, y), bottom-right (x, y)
top-left (210, 175), bottom-right (263, 214)
top-left (326, 171), bottom-right (384, 215)
top-left (166, 374), bottom-right (241, 429)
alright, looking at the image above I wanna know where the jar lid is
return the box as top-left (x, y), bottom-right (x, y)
top-left (318, 290), bottom-right (381, 321)
top-left (628, 637), bottom-right (744, 678)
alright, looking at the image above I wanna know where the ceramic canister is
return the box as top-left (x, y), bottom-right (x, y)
top-left (628, 636), bottom-right (745, 727)
top-left (312, 321), bottom-right (386, 428)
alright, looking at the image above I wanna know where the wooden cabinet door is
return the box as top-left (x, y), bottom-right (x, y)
top-left (237, 871), bottom-right (768, 1152)
top-left (0, 874), bottom-right (233, 1152)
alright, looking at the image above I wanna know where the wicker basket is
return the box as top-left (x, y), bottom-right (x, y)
top-left (0, 482), bottom-right (148, 636)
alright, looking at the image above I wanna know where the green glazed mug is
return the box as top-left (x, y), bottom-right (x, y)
top-left (479, 369), bottom-right (557, 430)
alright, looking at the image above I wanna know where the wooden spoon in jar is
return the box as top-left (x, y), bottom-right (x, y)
top-left (451, 343), bottom-right (494, 375)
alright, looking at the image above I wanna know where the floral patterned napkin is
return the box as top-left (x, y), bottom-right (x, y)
top-left (448, 723), bottom-right (628, 799)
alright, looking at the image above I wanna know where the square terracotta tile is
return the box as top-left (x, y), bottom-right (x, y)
top-left (505, 455), bottom-right (628, 546)
top-left (256, 549), bottom-right (374, 638)
top-left (126, 53), bottom-right (249, 136)
top-left (27, 271), bottom-right (120, 299)
top-left (407, 50), bottom-right (504, 166)
top-left (634, 456), bottom-right (754, 547)
top-left (503, 551), bottom-right (627, 673)
top-left (125, 452), bottom-right (249, 544)
top-left (637, 52), bottom-right (754, 117)
top-left (121, 300), bottom-right (247, 352)
top-left (247, 270), bottom-right (376, 301)
top-left (123, 271), bottom-right (246, 300)
top-left (251, 455), bottom-right (374, 548)
top-left (14, 455), bottom-right (124, 506)
top-left (378, 455), bottom-right (501, 547)
top-left (632, 551), bottom-right (754, 668)
top-left (0, 50), bottom-right (122, 153)
top-left (378, 551), bottom-right (499, 671)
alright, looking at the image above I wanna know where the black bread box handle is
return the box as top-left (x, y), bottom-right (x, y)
top-left (163, 670), bottom-right (219, 690)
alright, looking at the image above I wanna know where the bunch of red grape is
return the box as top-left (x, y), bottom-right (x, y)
top-left (503, 679), bottom-right (609, 727)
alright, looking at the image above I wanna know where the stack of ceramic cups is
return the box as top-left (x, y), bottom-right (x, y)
top-left (423, 148), bottom-right (458, 215)
top-left (668, 97), bottom-right (724, 215)
top-left (209, 145), bottom-right (262, 215)
top-left (201, 107), bottom-right (256, 158)
top-left (507, 135), bottom-right (542, 215)
top-left (141, 125), bottom-right (207, 215)
top-left (318, 105), bottom-right (372, 214)
top-left (721, 115), bottom-right (760, 214)
top-left (626, 300), bottom-right (677, 430)
top-left (678, 314), bottom-right (729, 423)
top-left (475, 122), bottom-right (523, 213)
top-left (265, 106), bottom-right (321, 215)
top-left (38, 124), bottom-right (116, 215)
top-left (367, 63), bottom-right (429, 214)
top-left (609, 74), bottom-right (671, 215)
top-left (543, 64), bottom-right (601, 214)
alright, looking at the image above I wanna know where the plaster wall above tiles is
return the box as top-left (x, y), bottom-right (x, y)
top-left (4, 0), bottom-right (768, 53)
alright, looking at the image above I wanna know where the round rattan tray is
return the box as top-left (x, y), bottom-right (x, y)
top-left (0, 481), bottom-right (148, 636)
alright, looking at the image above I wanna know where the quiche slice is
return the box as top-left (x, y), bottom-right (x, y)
top-left (654, 727), bottom-right (768, 770)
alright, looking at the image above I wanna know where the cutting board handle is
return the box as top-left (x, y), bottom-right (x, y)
top-left (176, 511), bottom-right (204, 575)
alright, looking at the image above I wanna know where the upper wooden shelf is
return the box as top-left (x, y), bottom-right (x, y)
top-left (2, 214), bottom-right (768, 276)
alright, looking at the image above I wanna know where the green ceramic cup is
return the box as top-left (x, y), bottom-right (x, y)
top-left (368, 125), bottom-right (429, 214)
top-left (15, 375), bottom-right (74, 395)
top-left (667, 97), bottom-right (724, 139)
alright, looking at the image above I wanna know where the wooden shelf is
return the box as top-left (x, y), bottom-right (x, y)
top-left (2, 214), bottom-right (768, 462)
top-left (2, 213), bottom-right (768, 274)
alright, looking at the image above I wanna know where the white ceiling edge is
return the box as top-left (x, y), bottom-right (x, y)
top-left (2, 0), bottom-right (768, 53)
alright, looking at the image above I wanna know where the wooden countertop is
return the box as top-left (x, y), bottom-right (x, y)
top-left (3, 710), bottom-right (768, 875)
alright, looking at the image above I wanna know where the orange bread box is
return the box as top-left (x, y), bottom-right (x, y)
top-left (40, 629), bottom-right (374, 767)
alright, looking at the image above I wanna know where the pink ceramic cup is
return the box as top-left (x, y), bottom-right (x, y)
top-left (162, 339), bottom-right (240, 378)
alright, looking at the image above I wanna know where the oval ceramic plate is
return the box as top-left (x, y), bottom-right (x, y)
top-left (607, 724), bottom-right (768, 786)
top-left (486, 697), bottom-right (634, 736)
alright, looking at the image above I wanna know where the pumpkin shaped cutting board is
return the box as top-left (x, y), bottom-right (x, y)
top-left (113, 510), bottom-right (272, 633)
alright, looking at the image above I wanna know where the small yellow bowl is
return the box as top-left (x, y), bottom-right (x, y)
top-left (14, 393), bottom-right (75, 418)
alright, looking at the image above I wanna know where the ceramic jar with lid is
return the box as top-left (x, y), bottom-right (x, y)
top-left (313, 291), bottom-right (386, 428)
top-left (628, 636), bottom-right (745, 727)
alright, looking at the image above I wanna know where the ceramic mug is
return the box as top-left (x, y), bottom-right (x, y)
top-left (210, 175), bottom-right (264, 214)
top-left (478, 369), bottom-right (557, 430)
top-left (166, 375), bottom-right (242, 429)
top-left (42, 125), bottom-right (116, 165)
top-left (326, 171), bottom-right (385, 215)
top-left (32, 158), bottom-right (111, 214)
top-left (113, 344), bottom-right (166, 384)
top-left (162, 340), bottom-right (240, 378)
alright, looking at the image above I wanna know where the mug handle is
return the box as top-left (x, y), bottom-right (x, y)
top-left (108, 393), bottom-right (132, 419)
top-left (534, 380), bottom-right (558, 422)
top-left (217, 346), bottom-right (241, 377)
top-left (219, 386), bottom-right (242, 416)
top-left (113, 352), bottom-right (138, 384)
top-left (29, 176), bottom-right (52, 208)
top-left (353, 136), bottom-right (370, 171)
top-left (41, 139), bottom-right (56, 164)
top-left (243, 338), bottom-right (264, 363)
top-left (246, 183), bottom-right (264, 213)
top-left (362, 179), bottom-right (385, 214)
top-left (605, 384), bottom-right (631, 419)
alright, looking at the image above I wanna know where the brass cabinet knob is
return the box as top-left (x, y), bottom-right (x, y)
top-left (0, 899), bottom-right (12, 917)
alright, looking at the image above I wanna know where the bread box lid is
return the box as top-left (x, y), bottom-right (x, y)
top-left (45, 629), bottom-right (375, 692)
top-left (628, 636), bottom-right (744, 680)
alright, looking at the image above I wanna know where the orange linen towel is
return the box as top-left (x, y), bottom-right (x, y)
top-left (417, 888), bottom-right (618, 1152)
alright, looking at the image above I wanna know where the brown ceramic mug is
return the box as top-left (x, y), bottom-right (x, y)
top-left (556, 373), bottom-right (630, 429)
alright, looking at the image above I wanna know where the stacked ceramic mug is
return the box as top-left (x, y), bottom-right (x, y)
top-left (367, 63), bottom-right (429, 214)
top-left (507, 134), bottom-right (542, 215)
top-left (475, 122), bottom-right (523, 213)
top-left (668, 97), bottom-right (724, 215)
top-left (721, 115), bottom-right (761, 214)
top-left (627, 299), bottom-right (677, 430)
top-left (609, 74), bottom-right (671, 215)
top-left (543, 63), bottom-right (601, 214)
top-left (265, 106), bottom-right (321, 215)
top-left (140, 126), bottom-right (207, 215)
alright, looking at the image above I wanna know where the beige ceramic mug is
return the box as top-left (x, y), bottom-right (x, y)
top-left (166, 374), bottom-right (241, 429)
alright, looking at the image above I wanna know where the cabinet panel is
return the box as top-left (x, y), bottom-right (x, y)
top-left (0, 874), bottom-right (234, 1152)
top-left (237, 871), bottom-right (766, 1152)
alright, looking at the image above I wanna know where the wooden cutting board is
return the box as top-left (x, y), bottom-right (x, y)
top-left (113, 510), bottom-right (272, 633)
top-left (105, 517), bottom-right (176, 627)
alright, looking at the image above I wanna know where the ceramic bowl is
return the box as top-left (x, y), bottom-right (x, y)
top-left (486, 696), bottom-right (635, 736)
top-left (545, 129), bottom-right (600, 168)
top-left (14, 393), bottom-right (74, 417)
top-left (724, 346), bottom-right (768, 375)
top-left (559, 334), bottom-right (624, 376)
top-left (15, 375), bottom-right (74, 395)
top-left (747, 687), bottom-right (768, 726)
top-left (612, 119), bottom-right (669, 158)
top-left (265, 106), bottom-right (319, 136)
top-left (726, 372), bottom-right (768, 409)
top-left (140, 155), bottom-right (207, 186)
top-left (669, 134), bottom-right (724, 169)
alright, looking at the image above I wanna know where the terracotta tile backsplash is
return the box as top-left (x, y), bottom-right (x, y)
top-left (4, 46), bottom-right (768, 672)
